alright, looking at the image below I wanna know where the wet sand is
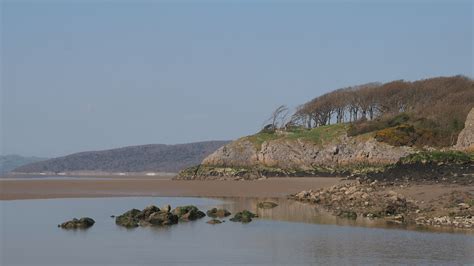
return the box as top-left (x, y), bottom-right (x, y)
top-left (0, 177), bottom-right (344, 200)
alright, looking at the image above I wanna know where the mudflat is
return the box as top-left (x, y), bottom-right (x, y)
top-left (0, 177), bottom-right (344, 200)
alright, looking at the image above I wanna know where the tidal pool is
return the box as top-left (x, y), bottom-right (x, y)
top-left (1, 197), bottom-right (473, 265)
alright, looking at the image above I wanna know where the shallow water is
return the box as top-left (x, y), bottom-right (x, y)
top-left (1, 197), bottom-right (473, 265)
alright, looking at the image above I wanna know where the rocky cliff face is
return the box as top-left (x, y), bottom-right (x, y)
top-left (203, 134), bottom-right (413, 170)
top-left (456, 108), bottom-right (474, 151)
top-left (177, 127), bottom-right (415, 180)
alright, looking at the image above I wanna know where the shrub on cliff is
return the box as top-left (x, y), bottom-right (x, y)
top-left (374, 124), bottom-right (417, 146)
top-left (348, 113), bottom-right (410, 137)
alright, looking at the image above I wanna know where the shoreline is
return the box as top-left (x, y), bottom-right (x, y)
top-left (1, 176), bottom-right (473, 233)
top-left (0, 177), bottom-right (343, 200)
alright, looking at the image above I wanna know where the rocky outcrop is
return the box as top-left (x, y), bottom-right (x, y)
top-left (456, 108), bottom-right (474, 151)
top-left (203, 137), bottom-right (412, 170)
top-left (59, 217), bottom-right (95, 229)
top-left (178, 129), bottom-right (414, 179)
top-left (204, 140), bottom-right (260, 167)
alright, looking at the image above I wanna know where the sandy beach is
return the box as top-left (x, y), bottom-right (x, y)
top-left (1, 177), bottom-right (472, 208)
top-left (0, 177), bottom-right (344, 200)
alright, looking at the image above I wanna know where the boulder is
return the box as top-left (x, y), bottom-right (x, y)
top-left (147, 211), bottom-right (178, 226)
top-left (172, 205), bottom-right (206, 221)
top-left (141, 205), bottom-right (160, 218)
top-left (384, 192), bottom-right (408, 215)
top-left (229, 210), bottom-right (258, 223)
top-left (206, 208), bottom-right (231, 218)
top-left (115, 209), bottom-right (141, 228)
top-left (59, 217), bottom-right (95, 229)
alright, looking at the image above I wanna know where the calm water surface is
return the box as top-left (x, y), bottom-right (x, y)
top-left (1, 197), bottom-right (473, 265)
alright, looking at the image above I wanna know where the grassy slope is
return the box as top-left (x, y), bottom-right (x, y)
top-left (242, 124), bottom-right (349, 151)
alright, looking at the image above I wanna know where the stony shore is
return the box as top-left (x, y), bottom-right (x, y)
top-left (290, 178), bottom-right (473, 229)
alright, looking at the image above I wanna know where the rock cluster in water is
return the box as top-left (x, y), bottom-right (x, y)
top-left (115, 204), bottom-right (205, 228)
top-left (291, 180), bottom-right (414, 220)
top-left (59, 217), bottom-right (95, 229)
top-left (60, 204), bottom-right (266, 230)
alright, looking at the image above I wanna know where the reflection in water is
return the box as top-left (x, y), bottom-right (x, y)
top-left (1, 197), bottom-right (473, 265)
top-left (215, 197), bottom-right (474, 233)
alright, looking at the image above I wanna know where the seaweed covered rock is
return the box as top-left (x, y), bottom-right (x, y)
top-left (59, 217), bottom-right (95, 229)
top-left (146, 211), bottom-right (178, 226)
top-left (206, 208), bottom-right (231, 218)
top-left (257, 202), bottom-right (278, 209)
top-left (172, 205), bottom-right (206, 221)
top-left (365, 151), bottom-right (474, 185)
top-left (230, 210), bottom-right (258, 223)
top-left (115, 208), bottom-right (142, 228)
top-left (141, 205), bottom-right (161, 218)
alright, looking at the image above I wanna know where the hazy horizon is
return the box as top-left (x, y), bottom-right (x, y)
top-left (2, 1), bottom-right (473, 157)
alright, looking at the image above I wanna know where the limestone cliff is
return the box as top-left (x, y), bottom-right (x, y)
top-left (456, 108), bottom-right (474, 151)
top-left (203, 136), bottom-right (413, 170)
top-left (178, 125), bottom-right (415, 179)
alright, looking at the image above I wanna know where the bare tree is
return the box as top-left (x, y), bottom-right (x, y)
top-left (265, 105), bottom-right (289, 130)
top-left (281, 75), bottom-right (473, 147)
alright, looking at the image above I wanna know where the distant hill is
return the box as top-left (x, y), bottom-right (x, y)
top-left (0, 155), bottom-right (47, 175)
top-left (13, 141), bottom-right (229, 174)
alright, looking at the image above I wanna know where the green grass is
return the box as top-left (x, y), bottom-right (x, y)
top-left (244, 132), bottom-right (280, 150)
top-left (243, 124), bottom-right (348, 150)
top-left (286, 124), bottom-right (348, 144)
top-left (399, 151), bottom-right (474, 164)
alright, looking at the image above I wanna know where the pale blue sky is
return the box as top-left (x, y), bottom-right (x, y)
top-left (1, 0), bottom-right (473, 157)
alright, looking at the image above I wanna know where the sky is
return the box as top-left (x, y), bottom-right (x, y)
top-left (1, 0), bottom-right (473, 157)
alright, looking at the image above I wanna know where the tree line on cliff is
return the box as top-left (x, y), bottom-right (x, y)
top-left (266, 75), bottom-right (473, 147)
